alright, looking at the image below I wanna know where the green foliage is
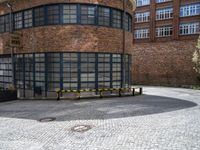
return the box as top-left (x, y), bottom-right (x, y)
top-left (192, 34), bottom-right (200, 83)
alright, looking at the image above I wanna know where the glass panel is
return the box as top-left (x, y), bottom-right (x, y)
top-left (47, 5), bottom-right (60, 24)
top-left (63, 5), bottom-right (77, 23)
top-left (24, 9), bottom-right (33, 28)
top-left (80, 5), bottom-right (95, 24)
top-left (34, 7), bottom-right (45, 26)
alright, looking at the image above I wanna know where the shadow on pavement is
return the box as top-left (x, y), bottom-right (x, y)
top-left (0, 95), bottom-right (197, 121)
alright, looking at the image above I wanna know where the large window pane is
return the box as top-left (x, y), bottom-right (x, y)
top-left (0, 16), bottom-right (4, 33)
top-left (98, 7), bottom-right (110, 26)
top-left (47, 5), bottom-right (60, 24)
top-left (63, 5), bottom-right (77, 24)
top-left (80, 5), bottom-right (95, 24)
top-left (24, 9), bottom-right (33, 28)
top-left (112, 9), bottom-right (121, 28)
top-left (34, 7), bottom-right (45, 26)
top-left (14, 12), bottom-right (22, 29)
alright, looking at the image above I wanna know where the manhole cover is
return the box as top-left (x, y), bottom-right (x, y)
top-left (71, 125), bottom-right (92, 133)
top-left (38, 117), bottom-right (56, 122)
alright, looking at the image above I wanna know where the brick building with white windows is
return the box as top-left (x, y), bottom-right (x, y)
top-left (132, 0), bottom-right (200, 86)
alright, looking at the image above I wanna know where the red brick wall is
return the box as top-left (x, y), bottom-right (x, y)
top-left (0, 0), bottom-right (134, 55)
top-left (132, 39), bottom-right (199, 86)
top-left (0, 26), bottom-right (133, 55)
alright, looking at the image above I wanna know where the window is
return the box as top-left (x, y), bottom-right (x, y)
top-left (0, 4), bottom-right (133, 34)
top-left (63, 5), bottom-right (77, 24)
top-left (112, 54), bottom-right (121, 88)
top-left (156, 0), bottom-right (171, 3)
top-left (63, 53), bottom-right (78, 90)
top-left (0, 16), bottom-right (4, 33)
top-left (156, 26), bottom-right (173, 37)
top-left (0, 57), bottom-right (12, 89)
top-left (34, 7), bottom-right (45, 26)
top-left (134, 28), bottom-right (149, 39)
top-left (4, 15), bottom-right (10, 32)
top-left (98, 54), bottom-right (110, 88)
top-left (24, 10), bottom-right (32, 28)
top-left (112, 9), bottom-right (122, 28)
top-left (136, 0), bottom-right (150, 7)
top-left (180, 3), bottom-right (200, 17)
top-left (80, 53), bottom-right (95, 89)
top-left (24, 54), bottom-right (34, 90)
top-left (98, 7), bottom-right (110, 26)
top-left (135, 12), bottom-right (150, 22)
top-left (15, 55), bottom-right (24, 89)
top-left (47, 53), bottom-right (61, 91)
top-left (125, 14), bottom-right (132, 32)
top-left (80, 5), bottom-right (95, 24)
top-left (14, 12), bottom-right (22, 29)
top-left (34, 53), bottom-right (45, 93)
top-left (47, 5), bottom-right (60, 24)
top-left (180, 22), bottom-right (199, 35)
top-left (156, 8), bottom-right (173, 20)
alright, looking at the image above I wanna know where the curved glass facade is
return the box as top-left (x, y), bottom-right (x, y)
top-left (0, 52), bottom-right (131, 98)
top-left (0, 3), bottom-right (132, 33)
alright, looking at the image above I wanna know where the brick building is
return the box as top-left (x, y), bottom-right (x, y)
top-left (0, 0), bottom-right (136, 98)
top-left (133, 0), bottom-right (200, 86)
top-left (0, 0), bottom-right (199, 99)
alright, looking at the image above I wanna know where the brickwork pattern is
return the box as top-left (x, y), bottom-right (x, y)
top-left (0, 0), bottom-right (133, 55)
top-left (0, 26), bottom-right (133, 55)
top-left (132, 40), bottom-right (199, 86)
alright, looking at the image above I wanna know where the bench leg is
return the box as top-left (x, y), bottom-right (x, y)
top-left (139, 88), bottom-right (143, 95)
top-left (119, 90), bottom-right (122, 97)
top-left (57, 92), bottom-right (60, 101)
top-left (100, 91), bottom-right (103, 98)
top-left (132, 88), bottom-right (135, 96)
top-left (77, 91), bottom-right (81, 99)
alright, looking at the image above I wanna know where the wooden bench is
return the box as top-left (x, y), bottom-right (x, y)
top-left (56, 87), bottom-right (143, 100)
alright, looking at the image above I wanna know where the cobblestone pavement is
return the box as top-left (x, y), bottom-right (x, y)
top-left (0, 87), bottom-right (200, 150)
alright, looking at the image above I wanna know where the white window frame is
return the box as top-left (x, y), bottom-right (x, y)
top-left (156, 0), bottom-right (172, 3)
top-left (135, 12), bottom-right (150, 23)
top-left (180, 3), bottom-right (200, 17)
top-left (156, 26), bottom-right (173, 37)
top-left (134, 28), bottom-right (149, 39)
top-left (136, 0), bottom-right (150, 7)
top-left (156, 7), bottom-right (173, 20)
top-left (180, 22), bottom-right (199, 35)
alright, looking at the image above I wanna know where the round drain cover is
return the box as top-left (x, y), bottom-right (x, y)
top-left (38, 117), bottom-right (56, 122)
top-left (71, 125), bottom-right (92, 133)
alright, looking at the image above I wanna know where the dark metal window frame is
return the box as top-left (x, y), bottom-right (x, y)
top-left (0, 3), bottom-right (132, 33)
top-left (0, 52), bottom-right (131, 98)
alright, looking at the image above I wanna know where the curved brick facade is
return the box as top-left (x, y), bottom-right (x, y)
top-left (0, 0), bottom-right (134, 55)
top-left (0, 0), bottom-right (135, 98)
top-left (0, 26), bottom-right (133, 55)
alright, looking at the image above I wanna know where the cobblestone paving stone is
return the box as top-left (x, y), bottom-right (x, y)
top-left (0, 87), bottom-right (200, 150)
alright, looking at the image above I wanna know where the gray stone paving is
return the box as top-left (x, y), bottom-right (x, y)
top-left (0, 86), bottom-right (200, 150)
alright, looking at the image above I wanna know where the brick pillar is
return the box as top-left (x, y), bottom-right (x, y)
top-left (150, 0), bottom-right (156, 42)
top-left (173, 0), bottom-right (180, 40)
